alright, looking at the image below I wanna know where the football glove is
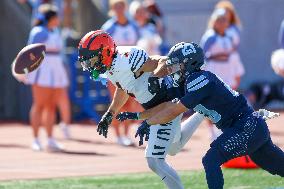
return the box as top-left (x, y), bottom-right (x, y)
top-left (97, 111), bottom-right (113, 138)
top-left (254, 109), bottom-right (280, 121)
top-left (116, 112), bottom-right (140, 122)
top-left (135, 120), bottom-right (151, 146)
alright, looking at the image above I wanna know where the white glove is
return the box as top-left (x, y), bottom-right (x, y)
top-left (254, 109), bottom-right (280, 121)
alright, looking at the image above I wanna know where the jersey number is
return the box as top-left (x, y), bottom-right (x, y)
top-left (193, 104), bottom-right (221, 123)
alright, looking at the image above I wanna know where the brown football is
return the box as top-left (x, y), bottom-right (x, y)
top-left (13, 43), bottom-right (46, 74)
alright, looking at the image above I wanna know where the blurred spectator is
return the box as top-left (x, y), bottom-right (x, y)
top-left (279, 18), bottom-right (284, 49)
top-left (144, 0), bottom-right (165, 38)
top-left (25, 4), bottom-right (69, 151)
top-left (129, 0), bottom-right (162, 55)
top-left (215, 0), bottom-right (244, 88)
top-left (201, 8), bottom-right (244, 90)
top-left (144, 0), bottom-right (169, 55)
top-left (18, 0), bottom-right (72, 140)
top-left (101, 0), bottom-right (142, 146)
top-left (200, 8), bottom-right (244, 141)
top-left (101, 0), bottom-right (139, 46)
top-left (18, 0), bottom-right (64, 24)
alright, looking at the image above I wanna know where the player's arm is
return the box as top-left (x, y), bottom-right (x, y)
top-left (146, 101), bottom-right (188, 125)
top-left (116, 101), bottom-right (172, 121)
top-left (138, 101), bottom-right (171, 120)
top-left (108, 87), bottom-right (129, 114)
top-left (97, 86), bottom-right (129, 138)
top-left (135, 55), bottom-right (168, 77)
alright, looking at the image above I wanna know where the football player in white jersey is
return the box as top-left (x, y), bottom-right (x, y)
top-left (78, 30), bottom-right (205, 189)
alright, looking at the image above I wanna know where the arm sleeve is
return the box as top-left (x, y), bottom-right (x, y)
top-left (179, 74), bottom-right (211, 109)
top-left (279, 20), bottom-right (284, 48)
top-left (128, 47), bottom-right (149, 73)
top-left (101, 19), bottom-right (116, 35)
top-left (200, 31), bottom-right (217, 56)
top-left (27, 27), bottom-right (48, 45)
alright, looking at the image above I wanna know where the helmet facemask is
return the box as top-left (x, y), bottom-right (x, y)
top-left (166, 59), bottom-right (186, 86)
top-left (79, 49), bottom-right (112, 80)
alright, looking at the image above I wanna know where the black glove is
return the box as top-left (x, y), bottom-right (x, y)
top-left (116, 112), bottom-right (140, 122)
top-left (97, 111), bottom-right (113, 138)
top-left (135, 120), bottom-right (151, 146)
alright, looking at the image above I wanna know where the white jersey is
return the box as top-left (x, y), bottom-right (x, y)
top-left (105, 46), bottom-right (155, 104)
top-left (106, 46), bottom-right (184, 159)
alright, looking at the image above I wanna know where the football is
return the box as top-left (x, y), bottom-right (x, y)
top-left (12, 43), bottom-right (46, 74)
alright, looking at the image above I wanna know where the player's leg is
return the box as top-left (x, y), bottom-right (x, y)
top-left (202, 113), bottom-right (261, 189)
top-left (168, 113), bottom-right (205, 156)
top-left (145, 116), bottom-right (184, 189)
top-left (249, 139), bottom-right (284, 177)
top-left (202, 125), bottom-right (243, 189)
top-left (202, 146), bottom-right (227, 189)
top-left (147, 157), bottom-right (184, 189)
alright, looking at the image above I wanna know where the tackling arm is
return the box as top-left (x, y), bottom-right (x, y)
top-left (139, 101), bottom-right (171, 120)
top-left (146, 101), bottom-right (188, 125)
top-left (135, 55), bottom-right (168, 77)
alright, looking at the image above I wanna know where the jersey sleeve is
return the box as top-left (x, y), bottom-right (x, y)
top-left (128, 47), bottom-right (149, 73)
top-left (179, 73), bottom-right (212, 109)
top-left (200, 30), bottom-right (217, 56)
top-left (279, 19), bottom-right (284, 48)
top-left (101, 19), bottom-right (116, 35)
top-left (27, 26), bottom-right (48, 45)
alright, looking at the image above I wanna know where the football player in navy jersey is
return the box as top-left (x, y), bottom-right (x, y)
top-left (119, 42), bottom-right (284, 189)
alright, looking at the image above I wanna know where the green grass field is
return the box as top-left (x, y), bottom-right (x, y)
top-left (0, 169), bottom-right (283, 189)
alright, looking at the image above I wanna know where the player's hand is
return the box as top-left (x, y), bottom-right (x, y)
top-left (97, 111), bottom-right (113, 138)
top-left (116, 112), bottom-right (140, 122)
top-left (254, 109), bottom-right (280, 121)
top-left (135, 120), bottom-right (151, 146)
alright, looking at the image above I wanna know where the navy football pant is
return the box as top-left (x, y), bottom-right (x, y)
top-left (202, 114), bottom-right (284, 189)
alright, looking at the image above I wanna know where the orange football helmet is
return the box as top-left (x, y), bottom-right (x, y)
top-left (78, 30), bottom-right (116, 79)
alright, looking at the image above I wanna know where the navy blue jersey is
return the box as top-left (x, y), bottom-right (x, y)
top-left (142, 75), bottom-right (184, 110)
top-left (180, 70), bottom-right (251, 129)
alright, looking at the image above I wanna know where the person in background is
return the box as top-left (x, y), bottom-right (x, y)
top-left (144, 0), bottom-right (165, 39)
top-left (215, 0), bottom-right (244, 88)
top-left (101, 0), bottom-right (139, 46)
top-left (18, 0), bottom-right (72, 139)
top-left (129, 0), bottom-right (162, 55)
top-left (200, 8), bottom-right (244, 141)
top-left (101, 0), bottom-right (142, 146)
top-left (279, 19), bottom-right (284, 49)
top-left (26, 4), bottom-right (69, 151)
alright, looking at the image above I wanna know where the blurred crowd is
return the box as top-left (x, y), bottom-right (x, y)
top-left (13, 0), bottom-right (284, 152)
